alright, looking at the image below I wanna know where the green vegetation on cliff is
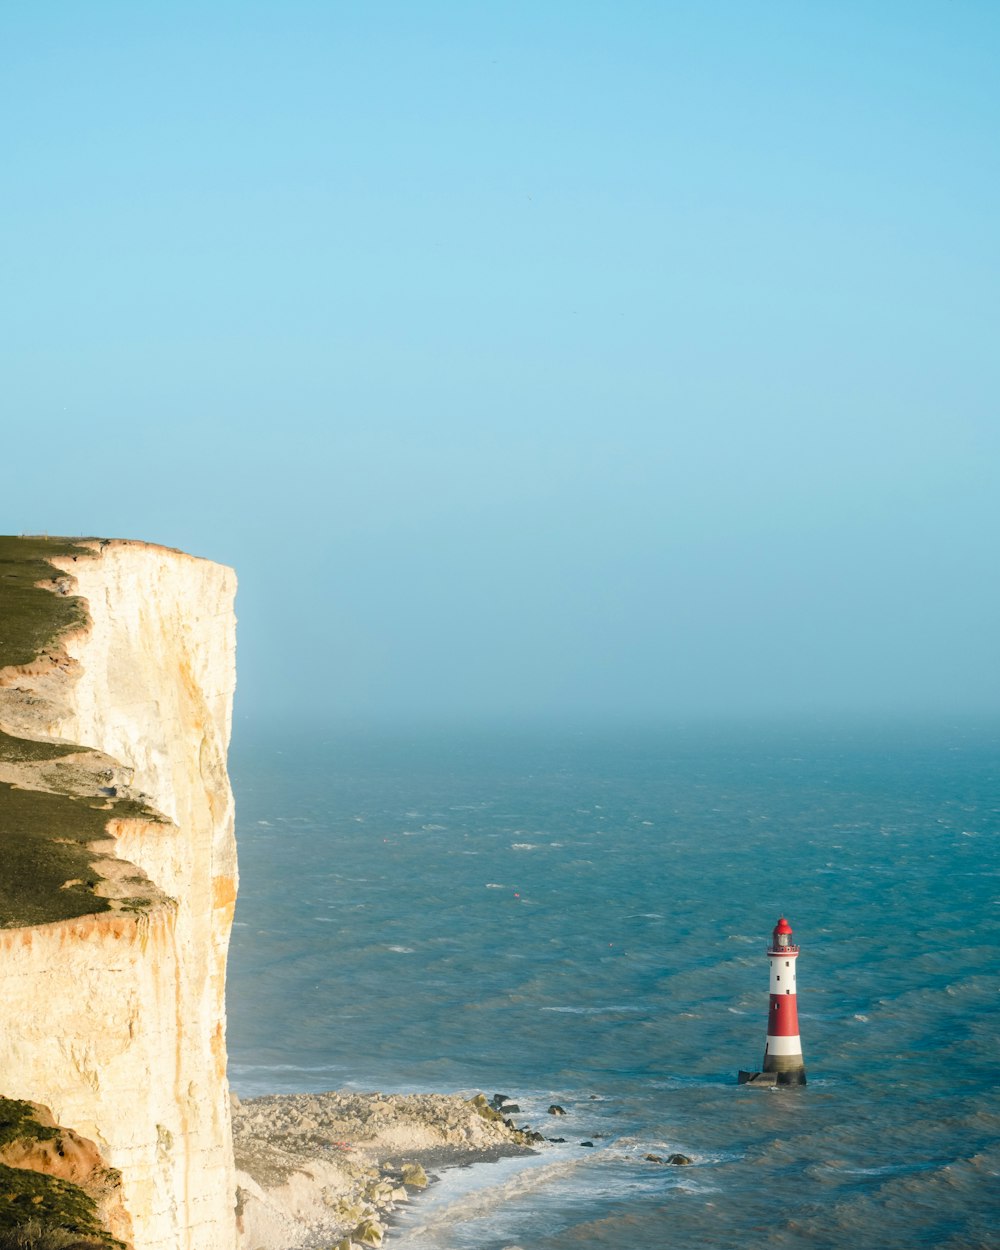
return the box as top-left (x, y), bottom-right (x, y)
top-left (0, 1100), bottom-right (124, 1249)
top-left (0, 538), bottom-right (94, 671)
top-left (0, 733), bottom-right (78, 765)
top-left (0, 783), bottom-right (164, 929)
top-left (0, 1104), bottom-right (59, 1153)
top-left (0, 537), bottom-right (167, 928)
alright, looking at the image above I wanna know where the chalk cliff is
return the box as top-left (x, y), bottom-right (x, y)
top-left (0, 537), bottom-right (238, 1250)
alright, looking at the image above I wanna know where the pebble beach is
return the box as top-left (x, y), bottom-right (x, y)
top-left (232, 1090), bottom-right (538, 1250)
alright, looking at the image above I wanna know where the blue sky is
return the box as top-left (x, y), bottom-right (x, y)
top-left (2, 1), bottom-right (997, 724)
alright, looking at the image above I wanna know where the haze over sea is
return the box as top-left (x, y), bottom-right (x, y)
top-left (226, 717), bottom-right (999, 1250)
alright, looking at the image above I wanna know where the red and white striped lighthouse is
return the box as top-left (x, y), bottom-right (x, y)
top-left (739, 916), bottom-right (807, 1086)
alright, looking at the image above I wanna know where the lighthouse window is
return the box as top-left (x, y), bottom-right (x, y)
top-left (776, 975), bottom-right (780, 982)
top-left (786, 989), bottom-right (791, 995)
top-left (785, 961), bottom-right (790, 967)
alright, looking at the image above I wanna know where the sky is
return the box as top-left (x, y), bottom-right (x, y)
top-left (2, 1), bottom-right (997, 727)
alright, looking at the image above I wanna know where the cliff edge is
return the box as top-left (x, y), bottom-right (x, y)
top-left (0, 537), bottom-right (239, 1250)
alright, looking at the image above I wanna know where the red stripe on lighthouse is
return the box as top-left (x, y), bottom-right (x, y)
top-left (768, 992), bottom-right (800, 1036)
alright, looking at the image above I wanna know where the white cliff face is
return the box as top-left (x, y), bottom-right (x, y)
top-left (0, 540), bottom-right (239, 1250)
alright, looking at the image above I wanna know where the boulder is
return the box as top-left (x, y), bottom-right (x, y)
top-left (400, 1162), bottom-right (428, 1188)
top-left (353, 1217), bottom-right (385, 1246)
top-left (667, 1153), bottom-right (692, 1166)
top-left (547, 1105), bottom-right (566, 1116)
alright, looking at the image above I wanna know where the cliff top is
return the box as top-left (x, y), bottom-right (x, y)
top-left (0, 537), bottom-right (170, 929)
top-left (0, 535), bottom-right (94, 670)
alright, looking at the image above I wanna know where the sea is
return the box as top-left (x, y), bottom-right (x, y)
top-left (225, 718), bottom-right (1000, 1250)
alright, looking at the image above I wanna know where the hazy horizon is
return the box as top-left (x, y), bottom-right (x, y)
top-left (3, 2), bottom-right (997, 726)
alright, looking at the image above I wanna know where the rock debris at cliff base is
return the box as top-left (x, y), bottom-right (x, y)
top-left (232, 1090), bottom-right (537, 1250)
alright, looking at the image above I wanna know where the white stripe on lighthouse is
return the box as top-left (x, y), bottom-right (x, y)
top-left (768, 960), bottom-right (797, 994)
top-left (765, 1034), bottom-right (803, 1056)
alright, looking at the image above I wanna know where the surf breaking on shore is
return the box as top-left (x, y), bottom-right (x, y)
top-left (232, 1089), bottom-right (539, 1249)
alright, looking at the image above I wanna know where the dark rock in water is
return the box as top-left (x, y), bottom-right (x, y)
top-left (524, 1130), bottom-right (545, 1143)
top-left (644, 1153), bottom-right (664, 1163)
top-left (504, 1117), bottom-right (515, 1129)
top-left (501, 1103), bottom-right (521, 1114)
top-left (667, 1153), bottom-right (692, 1165)
top-left (547, 1104), bottom-right (566, 1116)
top-left (580, 1140), bottom-right (594, 1147)
top-left (491, 1094), bottom-right (511, 1108)
top-left (549, 1137), bottom-right (566, 1143)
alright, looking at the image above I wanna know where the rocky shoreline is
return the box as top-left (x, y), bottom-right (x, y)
top-left (232, 1090), bottom-right (546, 1250)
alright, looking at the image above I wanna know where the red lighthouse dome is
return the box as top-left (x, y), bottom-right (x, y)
top-left (769, 917), bottom-right (799, 954)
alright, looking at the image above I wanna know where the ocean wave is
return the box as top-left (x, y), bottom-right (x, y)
top-left (541, 1005), bottom-right (644, 1015)
top-left (229, 1062), bottom-right (347, 1074)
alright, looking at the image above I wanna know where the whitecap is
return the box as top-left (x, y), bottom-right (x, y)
top-left (485, 883), bottom-right (506, 889)
top-left (229, 1062), bottom-right (347, 1075)
top-left (387, 945), bottom-right (415, 954)
top-left (541, 1005), bottom-right (643, 1015)
top-left (511, 843), bottom-right (538, 850)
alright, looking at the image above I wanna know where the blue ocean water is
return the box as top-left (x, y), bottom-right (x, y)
top-left (226, 719), bottom-right (1000, 1249)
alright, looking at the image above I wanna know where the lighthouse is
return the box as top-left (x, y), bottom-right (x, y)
top-left (738, 916), bottom-right (807, 1086)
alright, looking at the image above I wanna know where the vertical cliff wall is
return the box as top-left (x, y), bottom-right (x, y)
top-left (0, 538), bottom-right (238, 1250)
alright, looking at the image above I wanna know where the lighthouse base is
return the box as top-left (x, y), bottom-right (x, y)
top-left (737, 1069), bottom-right (807, 1087)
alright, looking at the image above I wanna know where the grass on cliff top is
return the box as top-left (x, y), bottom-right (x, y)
top-left (0, 537), bottom-right (96, 671)
top-left (0, 1100), bottom-right (123, 1248)
top-left (0, 733), bottom-right (80, 765)
top-left (0, 784), bottom-right (165, 929)
top-left (0, 1105), bottom-right (59, 1154)
top-left (0, 1165), bottom-right (122, 1249)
